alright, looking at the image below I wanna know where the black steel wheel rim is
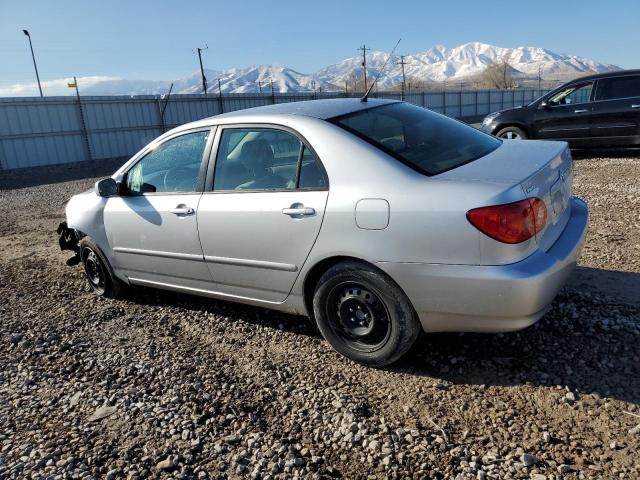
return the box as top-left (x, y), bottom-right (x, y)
top-left (83, 249), bottom-right (105, 292)
top-left (325, 281), bottom-right (391, 352)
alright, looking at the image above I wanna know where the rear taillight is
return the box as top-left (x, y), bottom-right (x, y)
top-left (466, 197), bottom-right (547, 244)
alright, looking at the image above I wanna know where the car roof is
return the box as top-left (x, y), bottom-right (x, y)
top-left (210, 98), bottom-right (399, 121)
top-left (569, 69), bottom-right (640, 83)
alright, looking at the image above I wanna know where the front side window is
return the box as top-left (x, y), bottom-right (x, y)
top-left (596, 76), bottom-right (640, 101)
top-left (126, 131), bottom-right (209, 194)
top-left (548, 82), bottom-right (594, 106)
top-left (330, 102), bottom-right (501, 176)
top-left (213, 128), bottom-right (326, 190)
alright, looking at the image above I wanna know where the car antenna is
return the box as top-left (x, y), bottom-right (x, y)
top-left (361, 38), bottom-right (401, 102)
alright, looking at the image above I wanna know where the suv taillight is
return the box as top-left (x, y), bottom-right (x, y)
top-left (466, 198), bottom-right (547, 244)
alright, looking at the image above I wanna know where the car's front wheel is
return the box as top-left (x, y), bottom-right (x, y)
top-left (496, 126), bottom-right (528, 140)
top-left (312, 261), bottom-right (420, 366)
top-left (79, 237), bottom-right (123, 298)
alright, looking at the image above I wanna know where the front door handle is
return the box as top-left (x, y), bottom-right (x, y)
top-left (282, 205), bottom-right (315, 217)
top-left (632, 104), bottom-right (640, 108)
top-left (574, 109), bottom-right (589, 113)
top-left (170, 204), bottom-right (195, 216)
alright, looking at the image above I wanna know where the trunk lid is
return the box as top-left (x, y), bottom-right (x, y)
top-left (436, 139), bottom-right (573, 252)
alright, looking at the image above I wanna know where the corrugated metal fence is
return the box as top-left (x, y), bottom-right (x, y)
top-left (0, 89), bottom-right (549, 170)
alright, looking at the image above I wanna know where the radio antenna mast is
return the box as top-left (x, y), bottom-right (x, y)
top-left (361, 38), bottom-right (401, 102)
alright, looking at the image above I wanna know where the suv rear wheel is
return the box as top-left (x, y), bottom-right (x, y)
top-left (312, 261), bottom-right (420, 366)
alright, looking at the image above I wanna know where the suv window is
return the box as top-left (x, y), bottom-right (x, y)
top-left (596, 76), bottom-right (640, 100)
top-left (548, 82), bottom-right (593, 106)
top-left (126, 131), bottom-right (209, 194)
top-left (330, 102), bottom-right (500, 176)
top-left (213, 128), bottom-right (327, 190)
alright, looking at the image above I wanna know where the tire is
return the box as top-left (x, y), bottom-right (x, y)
top-left (79, 237), bottom-right (124, 298)
top-left (496, 126), bottom-right (527, 140)
top-left (312, 261), bottom-right (420, 366)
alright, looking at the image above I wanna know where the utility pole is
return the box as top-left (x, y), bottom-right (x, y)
top-left (538, 64), bottom-right (542, 89)
top-left (22, 30), bottom-right (43, 97)
top-left (270, 80), bottom-right (275, 104)
top-left (257, 80), bottom-right (262, 94)
top-left (358, 44), bottom-right (370, 93)
top-left (397, 55), bottom-right (408, 101)
top-left (194, 45), bottom-right (208, 94)
top-left (345, 79), bottom-right (348, 97)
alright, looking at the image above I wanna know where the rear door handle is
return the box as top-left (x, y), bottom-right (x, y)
top-left (574, 109), bottom-right (589, 113)
top-left (282, 206), bottom-right (315, 217)
top-left (170, 204), bottom-right (195, 216)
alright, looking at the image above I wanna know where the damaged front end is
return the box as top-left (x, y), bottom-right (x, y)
top-left (56, 222), bottom-right (81, 266)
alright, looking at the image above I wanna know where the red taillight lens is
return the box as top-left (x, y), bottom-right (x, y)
top-left (466, 197), bottom-right (547, 244)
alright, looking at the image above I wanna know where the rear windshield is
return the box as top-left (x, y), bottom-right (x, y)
top-left (329, 102), bottom-right (501, 175)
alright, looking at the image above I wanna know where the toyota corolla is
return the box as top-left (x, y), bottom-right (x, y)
top-left (58, 99), bottom-right (588, 366)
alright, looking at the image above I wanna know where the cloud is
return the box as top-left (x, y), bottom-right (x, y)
top-left (0, 76), bottom-right (123, 97)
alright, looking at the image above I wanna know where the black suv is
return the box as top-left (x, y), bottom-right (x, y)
top-left (480, 70), bottom-right (640, 148)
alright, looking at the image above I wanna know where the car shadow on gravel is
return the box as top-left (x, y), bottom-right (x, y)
top-left (392, 279), bottom-right (640, 405)
top-left (118, 269), bottom-right (639, 405)
top-left (123, 285), bottom-right (323, 340)
top-left (0, 158), bottom-right (126, 190)
top-left (571, 148), bottom-right (640, 160)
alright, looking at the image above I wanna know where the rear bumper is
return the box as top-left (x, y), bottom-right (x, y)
top-left (378, 197), bottom-right (589, 333)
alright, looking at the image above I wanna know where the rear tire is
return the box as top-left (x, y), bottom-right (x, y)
top-left (496, 126), bottom-right (527, 140)
top-left (79, 237), bottom-right (123, 298)
top-left (312, 261), bottom-right (420, 366)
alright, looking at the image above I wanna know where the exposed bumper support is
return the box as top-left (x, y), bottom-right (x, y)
top-left (57, 222), bottom-right (81, 265)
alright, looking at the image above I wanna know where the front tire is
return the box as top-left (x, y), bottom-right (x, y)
top-left (312, 261), bottom-right (420, 366)
top-left (496, 126), bottom-right (527, 140)
top-left (79, 237), bottom-right (123, 298)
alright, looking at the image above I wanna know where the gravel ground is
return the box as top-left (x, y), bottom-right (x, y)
top-left (0, 154), bottom-right (638, 479)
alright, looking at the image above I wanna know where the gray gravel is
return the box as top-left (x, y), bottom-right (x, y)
top-left (0, 154), bottom-right (638, 479)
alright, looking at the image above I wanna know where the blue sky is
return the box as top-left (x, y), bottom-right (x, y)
top-left (2, 0), bottom-right (638, 86)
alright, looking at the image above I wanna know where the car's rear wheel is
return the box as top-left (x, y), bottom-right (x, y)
top-left (312, 261), bottom-right (420, 366)
top-left (496, 126), bottom-right (527, 140)
top-left (79, 237), bottom-right (123, 298)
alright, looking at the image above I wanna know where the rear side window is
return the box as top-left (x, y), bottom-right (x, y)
top-left (330, 103), bottom-right (500, 176)
top-left (213, 128), bottom-right (327, 191)
top-left (596, 76), bottom-right (640, 100)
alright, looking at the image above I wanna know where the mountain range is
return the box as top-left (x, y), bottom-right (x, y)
top-left (1, 42), bottom-right (621, 97)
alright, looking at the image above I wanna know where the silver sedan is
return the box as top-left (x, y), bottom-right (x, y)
top-left (58, 99), bottom-right (589, 366)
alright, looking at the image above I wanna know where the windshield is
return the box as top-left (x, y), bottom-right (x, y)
top-left (329, 102), bottom-right (501, 176)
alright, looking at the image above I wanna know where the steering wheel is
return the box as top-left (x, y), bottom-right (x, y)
top-left (163, 166), bottom-right (196, 192)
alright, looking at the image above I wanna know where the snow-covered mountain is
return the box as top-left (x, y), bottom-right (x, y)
top-left (1, 42), bottom-right (620, 96)
top-left (316, 42), bottom-right (619, 88)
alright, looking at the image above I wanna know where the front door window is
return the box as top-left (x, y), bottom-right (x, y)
top-left (548, 82), bottom-right (594, 106)
top-left (126, 130), bottom-right (209, 194)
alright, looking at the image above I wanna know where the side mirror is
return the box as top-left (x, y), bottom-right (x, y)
top-left (95, 178), bottom-right (119, 197)
top-left (540, 101), bottom-right (551, 110)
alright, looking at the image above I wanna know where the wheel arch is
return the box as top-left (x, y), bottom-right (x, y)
top-left (303, 255), bottom-right (372, 319)
top-left (302, 255), bottom-right (414, 320)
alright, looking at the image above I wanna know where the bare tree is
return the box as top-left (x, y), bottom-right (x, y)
top-left (479, 53), bottom-right (516, 89)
